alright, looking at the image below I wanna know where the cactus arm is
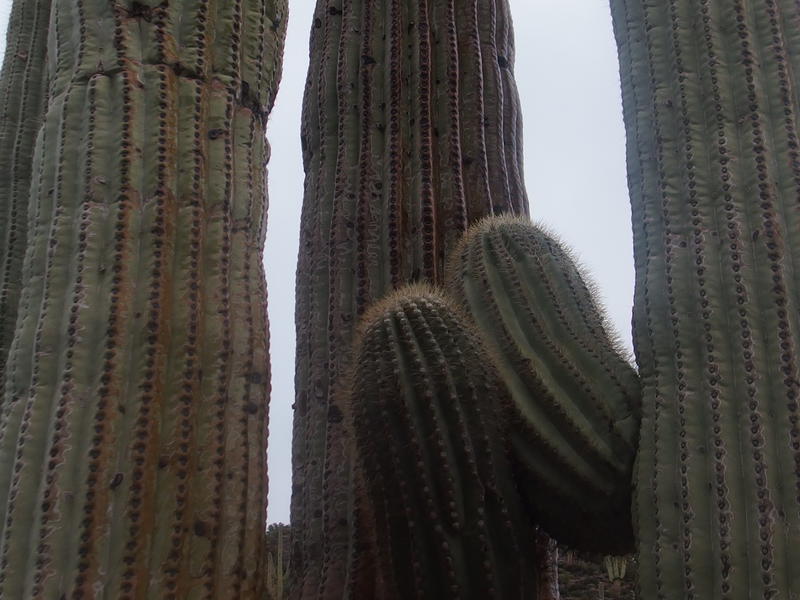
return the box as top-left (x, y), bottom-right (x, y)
top-left (0, 1), bottom-right (286, 597)
top-left (349, 287), bottom-right (540, 599)
top-left (447, 216), bottom-right (640, 554)
top-left (611, 0), bottom-right (800, 596)
top-left (292, 0), bottom-right (529, 595)
top-left (0, 0), bottom-right (51, 390)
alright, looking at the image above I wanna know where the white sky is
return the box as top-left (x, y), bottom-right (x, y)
top-left (0, 0), bottom-right (632, 527)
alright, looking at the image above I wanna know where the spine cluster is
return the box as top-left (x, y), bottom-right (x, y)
top-left (0, 1), bottom-right (286, 597)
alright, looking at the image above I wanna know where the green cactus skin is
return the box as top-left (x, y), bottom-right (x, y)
top-left (0, 1), bottom-right (286, 597)
top-left (447, 216), bottom-right (640, 554)
top-left (0, 0), bottom-right (51, 389)
top-left (611, 0), bottom-right (800, 596)
top-left (292, 0), bottom-right (528, 595)
top-left (348, 285), bottom-right (540, 599)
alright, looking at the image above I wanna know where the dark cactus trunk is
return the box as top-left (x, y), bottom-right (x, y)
top-left (292, 0), bottom-right (528, 596)
top-left (0, 0), bottom-right (286, 597)
top-left (612, 0), bottom-right (800, 597)
top-left (0, 0), bottom-right (51, 389)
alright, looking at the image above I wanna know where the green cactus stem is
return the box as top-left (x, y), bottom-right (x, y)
top-left (0, 0), bottom-right (51, 389)
top-left (447, 216), bottom-right (640, 554)
top-left (348, 285), bottom-right (540, 599)
top-left (611, 0), bottom-right (800, 596)
top-left (0, 0), bottom-right (286, 597)
top-left (604, 555), bottom-right (627, 583)
top-left (267, 524), bottom-right (291, 600)
top-left (292, 0), bottom-right (529, 595)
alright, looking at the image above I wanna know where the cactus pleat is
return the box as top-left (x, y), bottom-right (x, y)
top-left (292, 0), bottom-right (528, 594)
top-left (349, 286), bottom-right (539, 599)
top-left (0, 0), bottom-right (51, 389)
top-left (0, 0), bottom-right (286, 597)
top-left (611, 0), bottom-right (800, 596)
top-left (447, 216), bottom-right (640, 554)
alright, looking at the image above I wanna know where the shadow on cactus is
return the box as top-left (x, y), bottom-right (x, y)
top-left (346, 217), bottom-right (641, 597)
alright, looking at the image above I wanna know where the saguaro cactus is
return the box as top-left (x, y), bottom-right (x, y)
top-left (292, 0), bottom-right (528, 595)
top-left (611, 0), bottom-right (800, 597)
top-left (0, 0), bottom-right (51, 388)
top-left (0, 1), bottom-right (286, 597)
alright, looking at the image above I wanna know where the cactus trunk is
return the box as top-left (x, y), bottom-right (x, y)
top-left (292, 0), bottom-right (528, 596)
top-left (0, 0), bottom-right (286, 597)
top-left (0, 0), bottom-right (51, 389)
top-left (611, 0), bottom-right (800, 596)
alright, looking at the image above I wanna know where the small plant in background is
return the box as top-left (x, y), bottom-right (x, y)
top-left (267, 524), bottom-right (291, 600)
top-left (559, 553), bottom-right (637, 600)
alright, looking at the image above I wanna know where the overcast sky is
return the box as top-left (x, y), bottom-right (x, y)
top-left (0, 0), bottom-right (632, 526)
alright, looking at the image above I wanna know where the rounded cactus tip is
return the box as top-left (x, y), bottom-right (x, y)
top-left (452, 215), bottom-right (634, 362)
top-left (354, 283), bottom-right (464, 341)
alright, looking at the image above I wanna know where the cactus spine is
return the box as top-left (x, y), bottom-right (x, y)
top-left (0, 0), bottom-right (51, 388)
top-left (0, 1), bottom-right (286, 597)
top-left (292, 0), bottom-right (528, 595)
top-left (447, 216), bottom-right (640, 554)
top-left (611, 0), bottom-right (800, 596)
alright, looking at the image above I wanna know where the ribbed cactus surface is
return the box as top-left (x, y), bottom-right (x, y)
top-left (0, 1), bottom-right (286, 597)
top-left (349, 286), bottom-right (540, 599)
top-left (0, 0), bottom-right (51, 388)
top-left (292, 0), bottom-right (528, 595)
top-left (447, 216), bottom-right (640, 554)
top-left (611, 0), bottom-right (800, 596)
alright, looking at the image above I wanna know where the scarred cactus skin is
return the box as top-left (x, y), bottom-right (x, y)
top-left (447, 216), bottom-right (640, 555)
top-left (292, 0), bottom-right (529, 595)
top-left (611, 0), bottom-right (800, 597)
top-left (349, 285), bottom-right (540, 599)
top-left (0, 1), bottom-right (286, 597)
top-left (0, 0), bottom-right (51, 389)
